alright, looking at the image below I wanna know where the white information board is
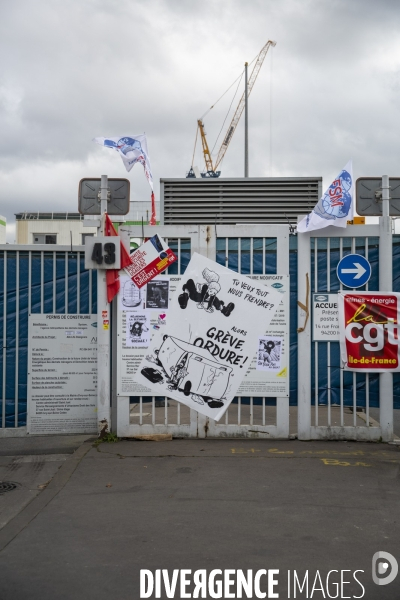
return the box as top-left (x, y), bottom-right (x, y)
top-left (236, 275), bottom-right (289, 397)
top-left (117, 274), bottom-right (181, 396)
top-left (117, 273), bottom-right (289, 398)
top-left (28, 314), bottom-right (98, 435)
top-left (312, 293), bottom-right (339, 341)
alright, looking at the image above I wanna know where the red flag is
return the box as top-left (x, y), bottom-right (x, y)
top-left (104, 213), bottom-right (133, 303)
top-left (149, 192), bottom-right (156, 226)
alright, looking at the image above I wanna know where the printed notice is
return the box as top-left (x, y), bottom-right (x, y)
top-left (117, 275), bottom-right (181, 396)
top-left (27, 314), bottom-right (98, 435)
top-left (257, 336), bottom-right (283, 372)
top-left (236, 275), bottom-right (289, 397)
top-left (313, 293), bottom-right (339, 341)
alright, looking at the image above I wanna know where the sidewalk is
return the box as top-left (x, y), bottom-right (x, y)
top-left (0, 436), bottom-right (399, 599)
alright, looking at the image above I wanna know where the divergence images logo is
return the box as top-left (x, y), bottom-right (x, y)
top-left (372, 551), bottom-right (398, 586)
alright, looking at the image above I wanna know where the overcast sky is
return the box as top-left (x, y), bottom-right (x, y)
top-left (1, 0), bottom-right (400, 240)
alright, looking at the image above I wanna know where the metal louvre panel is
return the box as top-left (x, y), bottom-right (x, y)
top-left (161, 177), bottom-right (321, 224)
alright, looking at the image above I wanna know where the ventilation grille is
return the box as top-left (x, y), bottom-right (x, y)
top-left (161, 178), bottom-right (322, 225)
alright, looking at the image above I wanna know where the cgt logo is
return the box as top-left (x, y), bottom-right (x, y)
top-left (372, 551), bottom-right (398, 586)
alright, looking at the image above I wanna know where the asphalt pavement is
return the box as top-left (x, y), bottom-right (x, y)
top-left (0, 437), bottom-right (399, 599)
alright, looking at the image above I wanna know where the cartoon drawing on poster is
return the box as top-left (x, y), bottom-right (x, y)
top-left (146, 279), bottom-right (169, 310)
top-left (126, 312), bottom-right (150, 347)
top-left (121, 278), bottom-right (144, 309)
top-left (257, 336), bottom-right (282, 372)
top-left (179, 267), bottom-right (235, 315)
top-left (134, 253), bottom-right (283, 421)
top-left (143, 335), bottom-right (232, 408)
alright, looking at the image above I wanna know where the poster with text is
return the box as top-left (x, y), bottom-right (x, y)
top-left (235, 274), bottom-right (289, 397)
top-left (125, 312), bottom-right (150, 347)
top-left (339, 292), bottom-right (400, 372)
top-left (117, 274), bottom-right (180, 396)
top-left (120, 278), bottom-right (145, 311)
top-left (257, 336), bottom-right (282, 372)
top-left (124, 233), bottom-right (177, 288)
top-left (146, 278), bottom-right (169, 310)
top-left (133, 253), bottom-right (283, 421)
top-left (27, 314), bottom-right (98, 435)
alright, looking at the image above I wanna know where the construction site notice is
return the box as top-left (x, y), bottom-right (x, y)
top-left (27, 314), bottom-right (98, 434)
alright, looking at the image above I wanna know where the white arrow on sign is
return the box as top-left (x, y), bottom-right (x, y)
top-left (341, 262), bottom-right (367, 279)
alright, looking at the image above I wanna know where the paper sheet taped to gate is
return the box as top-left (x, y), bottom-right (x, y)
top-left (236, 275), bottom-right (289, 397)
top-left (339, 292), bottom-right (400, 372)
top-left (133, 253), bottom-right (283, 421)
top-left (27, 314), bottom-right (98, 434)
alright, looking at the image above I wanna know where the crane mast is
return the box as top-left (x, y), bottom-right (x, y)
top-left (198, 119), bottom-right (214, 175)
top-left (214, 40), bottom-right (276, 171)
top-left (188, 40), bottom-right (276, 178)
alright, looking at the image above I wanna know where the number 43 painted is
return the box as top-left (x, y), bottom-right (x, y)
top-left (91, 242), bottom-right (116, 265)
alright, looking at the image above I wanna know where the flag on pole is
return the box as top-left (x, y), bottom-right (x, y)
top-left (93, 134), bottom-right (157, 225)
top-left (104, 213), bottom-right (133, 303)
top-left (297, 160), bottom-right (354, 233)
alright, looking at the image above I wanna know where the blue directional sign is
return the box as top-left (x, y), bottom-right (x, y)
top-left (337, 254), bottom-right (371, 288)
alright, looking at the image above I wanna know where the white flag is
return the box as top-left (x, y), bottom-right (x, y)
top-left (93, 134), bottom-right (154, 190)
top-left (297, 160), bottom-right (354, 233)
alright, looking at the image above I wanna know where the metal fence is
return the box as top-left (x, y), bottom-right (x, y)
top-left (0, 246), bottom-right (97, 433)
top-left (297, 226), bottom-right (400, 441)
top-left (116, 224), bottom-right (290, 439)
top-left (2, 230), bottom-right (400, 440)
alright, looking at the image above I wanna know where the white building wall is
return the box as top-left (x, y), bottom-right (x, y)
top-left (14, 199), bottom-right (159, 245)
top-left (16, 220), bottom-right (97, 245)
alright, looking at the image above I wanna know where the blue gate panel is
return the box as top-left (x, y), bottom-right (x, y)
top-left (2, 234), bottom-right (400, 430)
top-left (0, 250), bottom-right (97, 428)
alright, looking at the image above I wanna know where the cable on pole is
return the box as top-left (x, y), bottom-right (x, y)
top-left (210, 70), bottom-right (244, 157)
top-left (191, 123), bottom-right (199, 168)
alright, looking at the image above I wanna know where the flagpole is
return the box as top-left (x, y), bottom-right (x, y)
top-left (97, 174), bottom-right (111, 434)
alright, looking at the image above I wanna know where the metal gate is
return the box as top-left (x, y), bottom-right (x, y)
top-left (115, 224), bottom-right (290, 438)
top-left (297, 223), bottom-right (395, 441)
top-left (0, 245), bottom-right (97, 437)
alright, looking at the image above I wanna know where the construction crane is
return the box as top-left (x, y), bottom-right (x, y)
top-left (187, 40), bottom-right (276, 178)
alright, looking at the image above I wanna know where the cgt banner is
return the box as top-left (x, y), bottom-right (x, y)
top-left (339, 292), bottom-right (400, 372)
top-left (133, 253), bottom-right (283, 421)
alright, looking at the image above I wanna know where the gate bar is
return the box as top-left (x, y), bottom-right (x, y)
top-left (379, 175), bottom-right (394, 441)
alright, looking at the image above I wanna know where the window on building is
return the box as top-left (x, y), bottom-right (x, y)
top-left (82, 233), bottom-right (95, 244)
top-left (33, 234), bottom-right (57, 244)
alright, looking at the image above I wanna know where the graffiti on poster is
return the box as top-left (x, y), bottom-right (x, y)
top-left (134, 253), bottom-right (283, 421)
top-left (257, 336), bottom-right (282, 372)
top-left (126, 312), bottom-right (150, 347)
top-left (339, 292), bottom-right (400, 372)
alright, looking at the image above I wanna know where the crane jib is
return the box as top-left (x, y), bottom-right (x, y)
top-left (189, 40), bottom-right (276, 178)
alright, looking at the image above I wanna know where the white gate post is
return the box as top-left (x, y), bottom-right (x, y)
top-left (196, 225), bottom-right (217, 437)
top-left (276, 227), bottom-right (290, 438)
top-left (96, 175), bottom-right (111, 433)
top-left (379, 175), bottom-right (394, 442)
top-left (297, 228), bottom-right (312, 440)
